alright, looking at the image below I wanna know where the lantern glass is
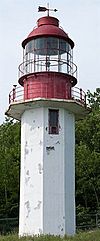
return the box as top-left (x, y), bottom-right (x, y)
top-left (24, 37), bottom-right (73, 74)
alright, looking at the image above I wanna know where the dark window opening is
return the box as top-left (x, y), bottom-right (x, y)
top-left (49, 109), bottom-right (59, 134)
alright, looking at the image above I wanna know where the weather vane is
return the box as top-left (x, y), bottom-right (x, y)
top-left (38, 3), bottom-right (58, 16)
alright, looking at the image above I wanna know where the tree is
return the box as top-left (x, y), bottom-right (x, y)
top-left (0, 118), bottom-right (20, 218)
top-left (75, 88), bottom-right (100, 215)
top-left (87, 88), bottom-right (100, 110)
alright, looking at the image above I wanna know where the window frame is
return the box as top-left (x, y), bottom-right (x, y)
top-left (48, 109), bottom-right (59, 135)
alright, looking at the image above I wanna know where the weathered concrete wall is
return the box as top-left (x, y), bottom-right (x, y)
top-left (19, 107), bottom-right (75, 236)
top-left (19, 108), bottom-right (44, 236)
top-left (43, 108), bottom-right (75, 235)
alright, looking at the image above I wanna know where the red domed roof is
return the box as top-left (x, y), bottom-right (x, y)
top-left (22, 16), bottom-right (74, 49)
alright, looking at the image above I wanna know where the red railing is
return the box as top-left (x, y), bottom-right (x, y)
top-left (9, 85), bottom-right (86, 106)
top-left (71, 87), bottom-right (86, 105)
top-left (9, 86), bottom-right (24, 103)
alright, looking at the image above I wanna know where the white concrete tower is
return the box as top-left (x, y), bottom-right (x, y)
top-left (6, 7), bottom-right (89, 237)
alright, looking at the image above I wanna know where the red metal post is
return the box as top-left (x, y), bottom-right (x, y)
top-left (80, 88), bottom-right (82, 102)
top-left (12, 88), bottom-right (16, 102)
top-left (84, 94), bottom-right (86, 107)
top-left (25, 82), bottom-right (28, 100)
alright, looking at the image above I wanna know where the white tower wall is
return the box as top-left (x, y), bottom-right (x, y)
top-left (19, 106), bottom-right (75, 236)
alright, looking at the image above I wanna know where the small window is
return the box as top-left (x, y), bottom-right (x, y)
top-left (49, 109), bottom-right (59, 134)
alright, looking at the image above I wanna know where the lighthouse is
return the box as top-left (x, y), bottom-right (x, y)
top-left (6, 7), bottom-right (89, 237)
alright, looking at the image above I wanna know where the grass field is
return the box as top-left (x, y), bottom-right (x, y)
top-left (0, 229), bottom-right (100, 241)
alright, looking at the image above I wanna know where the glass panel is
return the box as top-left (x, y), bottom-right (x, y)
top-left (26, 40), bottom-right (34, 53)
top-left (46, 37), bottom-right (58, 55)
top-left (49, 109), bottom-right (59, 134)
top-left (59, 39), bottom-right (67, 54)
top-left (23, 37), bottom-right (73, 75)
top-left (49, 110), bottom-right (58, 126)
top-left (34, 38), bottom-right (46, 55)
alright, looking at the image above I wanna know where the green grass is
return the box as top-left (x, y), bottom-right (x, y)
top-left (0, 229), bottom-right (100, 241)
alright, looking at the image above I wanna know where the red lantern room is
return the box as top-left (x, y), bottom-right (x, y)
top-left (18, 14), bottom-right (77, 101)
top-left (7, 7), bottom-right (89, 121)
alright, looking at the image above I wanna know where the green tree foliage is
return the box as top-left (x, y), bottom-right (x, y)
top-left (87, 88), bottom-right (100, 110)
top-left (0, 118), bottom-right (20, 218)
top-left (76, 88), bottom-right (100, 215)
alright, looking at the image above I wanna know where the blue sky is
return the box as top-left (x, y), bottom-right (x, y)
top-left (0, 0), bottom-right (100, 123)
